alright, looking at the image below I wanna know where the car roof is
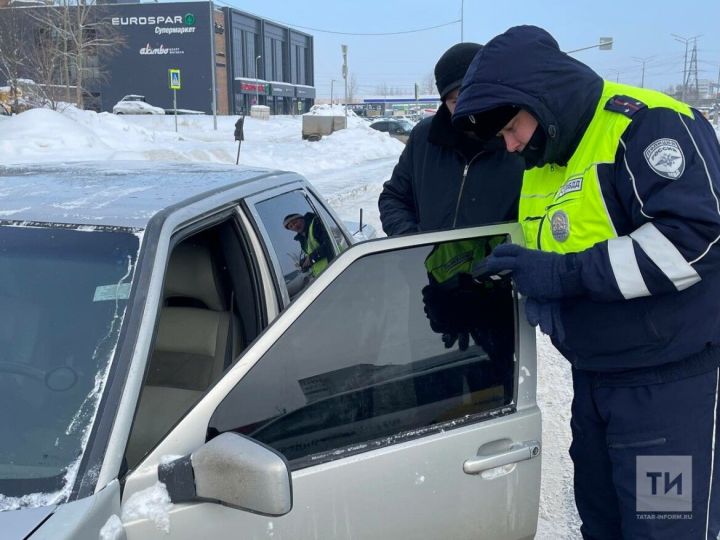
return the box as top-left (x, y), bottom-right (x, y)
top-left (0, 161), bottom-right (300, 229)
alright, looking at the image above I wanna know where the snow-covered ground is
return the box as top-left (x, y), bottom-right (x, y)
top-left (0, 107), bottom-right (582, 537)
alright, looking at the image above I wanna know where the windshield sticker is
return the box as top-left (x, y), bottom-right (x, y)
top-left (94, 283), bottom-right (132, 302)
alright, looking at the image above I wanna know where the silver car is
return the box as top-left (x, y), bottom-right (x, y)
top-left (0, 162), bottom-right (541, 540)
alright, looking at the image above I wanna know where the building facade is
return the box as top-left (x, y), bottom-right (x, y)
top-left (100, 2), bottom-right (215, 113)
top-left (224, 8), bottom-right (315, 115)
top-left (0, 1), bottom-right (315, 115)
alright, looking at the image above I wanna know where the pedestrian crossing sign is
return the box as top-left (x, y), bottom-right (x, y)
top-left (169, 69), bottom-right (181, 90)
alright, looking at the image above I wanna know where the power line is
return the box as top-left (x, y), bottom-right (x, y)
top-left (264, 18), bottom-right (461, 36)
top-left (214, 0), bottom-right (460, 36)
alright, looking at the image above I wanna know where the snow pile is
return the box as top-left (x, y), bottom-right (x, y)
top-left (120, 482), bottom-right (173, 533)
top-left (0, 108), bottom-right (111, 158)
top-left (305, 103), bottom-right (357, 117)
top-left (0, 107), bottom-right (403, 178)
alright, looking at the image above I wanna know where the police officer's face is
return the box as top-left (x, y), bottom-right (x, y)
top-left (444, 89), bottom-right (460, 115)
top-left (286, 218), bottom-right (304, 233)
top-left (498, 110), bottom-right (538, 153)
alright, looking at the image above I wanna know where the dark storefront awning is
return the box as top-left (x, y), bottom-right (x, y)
top-left (270, 82), bottom-right (294, 97)
top-left (295, 86), bottom-right (316, 99)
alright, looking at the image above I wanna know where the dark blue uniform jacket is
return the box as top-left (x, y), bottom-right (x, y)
top-left (454, 26), bottom-right (720, 372)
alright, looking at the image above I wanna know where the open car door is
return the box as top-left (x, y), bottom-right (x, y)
top-left (122, 223), bottom-right (541, 540)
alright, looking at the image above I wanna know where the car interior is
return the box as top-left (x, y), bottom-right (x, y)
top-left (125, 219), bottom-right (263, 468)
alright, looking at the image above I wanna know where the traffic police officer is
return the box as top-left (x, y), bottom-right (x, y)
top-left (453, 26), bottom-right (720, 539)
top-left (283, 212), bottom-right (332, 278)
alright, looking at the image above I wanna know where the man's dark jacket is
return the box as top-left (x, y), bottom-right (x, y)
top-left (378, 104), bottom-right (524, 236)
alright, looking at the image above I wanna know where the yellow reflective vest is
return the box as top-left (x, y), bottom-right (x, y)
top-left (519, 81), bottom-right (692, 253)
top-left (304, 218), bottom-right (329, 277)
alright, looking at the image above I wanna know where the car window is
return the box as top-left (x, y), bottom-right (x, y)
top-left (306, 192), bottom-right (349, 254)
top-left (254, 191), bottom-right (338, 302)
top-left (125, 217), bottom-right (263, 469)
top-left (209, 234), bottom-right (515, 469)
top-left (0, 225), bottom-right (140, 499)
top-left (371, 122), bottom-right (387, 132)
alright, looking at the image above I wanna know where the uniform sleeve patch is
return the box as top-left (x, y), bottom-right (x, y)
top-left (643, 138), bottom-right (685, 180)
top-left (604, 95), bottom-right (647, 118)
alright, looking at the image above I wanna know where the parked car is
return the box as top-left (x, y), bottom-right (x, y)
top-left (369, 118), bottom-right (415, 143)
top-left (113, 95), bottom-right (165, 115)
top-left (0, 161), bottom-right (540, 540)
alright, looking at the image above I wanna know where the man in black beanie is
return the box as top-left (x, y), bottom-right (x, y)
top-left (378, 43), bottom-right (523, 359)
top-left (378, 42), bottom-right (524, 236)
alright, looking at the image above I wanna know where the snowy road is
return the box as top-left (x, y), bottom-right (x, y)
top-left (0, 109), bottom-right (580, 537)
top-left (311, 156), bottom-right (397, 236)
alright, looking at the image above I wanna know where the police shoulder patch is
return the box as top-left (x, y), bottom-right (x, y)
top-left (604, 95), bottom-right (647, 118)
top-left (643, 138), bottom-right (685, 180)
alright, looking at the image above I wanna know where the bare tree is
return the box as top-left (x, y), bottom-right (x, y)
top-left (0, 7), bottom-right (31, 112)
top-left (26, 25), bottom-right (66, 110)
top-left (375, 81), bottom-right (389, 97)
top-left (32, 2), bottom-right (124, 109)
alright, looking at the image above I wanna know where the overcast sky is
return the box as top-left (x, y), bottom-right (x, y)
top-left (208, 0), bottom-right (720, 98)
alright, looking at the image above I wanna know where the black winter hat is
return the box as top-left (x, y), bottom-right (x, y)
top-left (435, 42), bottom-right (483, 99)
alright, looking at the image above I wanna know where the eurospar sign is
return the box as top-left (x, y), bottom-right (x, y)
top-left (111, 11), bottom-right (197, 56)
top-left (111, 12), bottom-right (197, 35)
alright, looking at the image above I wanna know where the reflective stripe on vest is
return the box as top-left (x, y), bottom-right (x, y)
top-left (424, 237), bottom-right (504, 285)
top-left (306, 218), bottom-right (329, 277)
top-left (519, 80), bottom-right (693, 254)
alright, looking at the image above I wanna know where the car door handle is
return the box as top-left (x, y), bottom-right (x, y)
top-left (463, 440), bottom-right (541, 475)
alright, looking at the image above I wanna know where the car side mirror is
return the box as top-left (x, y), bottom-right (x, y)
top-left (158, 433), bottom-right (292, 516)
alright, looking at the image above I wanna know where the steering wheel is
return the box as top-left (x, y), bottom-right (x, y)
top-left (0, 361), bottom-right (78, 391)
top-left (0, 360), bottom-right (46, 381)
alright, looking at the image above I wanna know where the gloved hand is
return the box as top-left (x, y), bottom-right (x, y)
top-left (525, 298), bottom-right (565, 342)
top-left (422, 280), bottom-right (489, 351)
top-left (484, 244), bottom-right (583, 301)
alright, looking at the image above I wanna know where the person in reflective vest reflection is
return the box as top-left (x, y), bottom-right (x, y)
top-left (283, 212), bottom-right (333, 278)
top-left (422, 236), bottom-right (513, 359)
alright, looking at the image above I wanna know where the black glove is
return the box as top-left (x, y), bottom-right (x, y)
top-left (422, 279), bottom-right (490, 351)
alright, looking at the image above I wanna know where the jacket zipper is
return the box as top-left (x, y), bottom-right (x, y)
top-left (452, 152), bottom-right (483, 228)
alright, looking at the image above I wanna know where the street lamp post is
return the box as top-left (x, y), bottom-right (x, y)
top-left (632, 56), bottom-right (655, 88)
top-left (330, 79), bottom-right (337, 107)
top-left (341, 45), bottom-right (348, 118)
top-left (255, 55), bottom-right (262, 106)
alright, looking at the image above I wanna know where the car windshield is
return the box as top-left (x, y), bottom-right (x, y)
top-left (0, 224), bottom-right (140, 509)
